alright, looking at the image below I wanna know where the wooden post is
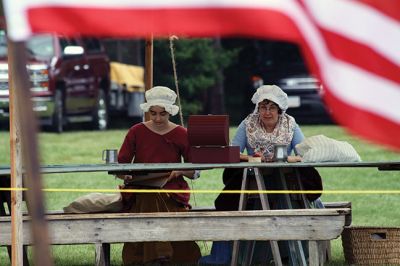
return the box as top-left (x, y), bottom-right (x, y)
top-left (8, 37), bottom-right (24, 266)
top-left (8, 40), bottom-right (53, 266)
top-left (144, 37), bottom-right (153, 122)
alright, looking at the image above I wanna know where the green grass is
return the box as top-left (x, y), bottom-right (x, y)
top-left (1, 124), bottom-right (400, 265)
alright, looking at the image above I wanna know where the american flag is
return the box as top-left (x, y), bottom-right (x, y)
top-left (3, 0), bottom-right (400, 150)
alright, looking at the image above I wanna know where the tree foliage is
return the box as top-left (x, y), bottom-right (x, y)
top-left (153, 38), bottom-right (237, 118)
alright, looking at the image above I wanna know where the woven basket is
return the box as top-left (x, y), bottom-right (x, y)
top-left (342, 226), bottom-right (400, 265)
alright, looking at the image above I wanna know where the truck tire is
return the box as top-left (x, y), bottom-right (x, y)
top-left (51, 90), bottom-right (65, 133)
top-left (92, 90), bottom-right (108, 130)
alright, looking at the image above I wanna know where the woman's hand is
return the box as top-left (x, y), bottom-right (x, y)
top-left (116, 174), bottom-right (134, 181)
top-left (259, 152), bottom-right (274, 162)
top-left (167, 170), bottom-right (195, 181)
top-left (287, 155), bottom-right (302, 163)
top-left (167, 171), bottom-right (181, 181)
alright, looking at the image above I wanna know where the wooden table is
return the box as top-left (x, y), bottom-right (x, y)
top-left (1, 161), bottom-right (399, 265)
top-left (1, 161), bottom-right (400, 176)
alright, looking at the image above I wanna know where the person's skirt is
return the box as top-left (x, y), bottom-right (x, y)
top-left (121, 191), bottom-right (201, 265)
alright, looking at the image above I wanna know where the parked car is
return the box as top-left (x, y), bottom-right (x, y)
top-left (251, 41), bottom-right (332, 124)
top-left (0, 31), bottom-right (111, 132)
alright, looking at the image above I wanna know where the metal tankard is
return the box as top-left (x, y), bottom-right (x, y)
top-left (273, 144), bottom-right (288, 162)
top-left (102, 149), bottom-right (118, 164)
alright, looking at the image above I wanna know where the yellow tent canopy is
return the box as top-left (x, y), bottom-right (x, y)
top-left (110, 62), bottom-right (145, 92)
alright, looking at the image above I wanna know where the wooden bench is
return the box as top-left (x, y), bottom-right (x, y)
top-left (0, 208), bottom-right (349, 266)
top-left (192, 201), bottom-right (352, 225)
top-left (323, 201), bottom-right (352, 226)
top-left (192, 201), bottom-right (352, 264)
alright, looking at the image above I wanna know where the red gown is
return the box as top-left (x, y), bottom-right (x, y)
top-left (118, 123), bottom-right (201, 265)
top-left (118, 123), bottom-right (191, 205)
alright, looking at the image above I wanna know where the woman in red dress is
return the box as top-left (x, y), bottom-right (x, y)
top-left (117, 86), bottom-right (201, 265)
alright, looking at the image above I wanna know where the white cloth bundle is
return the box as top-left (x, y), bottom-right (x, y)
top-left (296, 135), bottom-right (361, 163)
top-left (63, 193), bottom-right (123, 213)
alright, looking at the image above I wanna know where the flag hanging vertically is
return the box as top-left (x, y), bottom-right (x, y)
top-left (3, 0), bottom-right (400, 150)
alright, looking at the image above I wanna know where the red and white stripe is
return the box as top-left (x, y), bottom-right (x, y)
top-left (4, 0), bottom-right (304, 40)
top-left (4, 0), bottom-right (400, 150)
top-left (300, 0), bottom-right (400, 150)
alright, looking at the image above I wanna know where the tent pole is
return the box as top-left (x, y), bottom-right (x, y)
top-left (144, 36), bottom-right (153, 122)
top-left (8, 40), bottom-right (53, 266)
top-left (8, 37), bottom-right (24, 266)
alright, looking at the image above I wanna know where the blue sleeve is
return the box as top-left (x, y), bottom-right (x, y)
top-left (290, 124), bottom-right (305, 155)
top-left (231, 120), bottom-right (247, 153)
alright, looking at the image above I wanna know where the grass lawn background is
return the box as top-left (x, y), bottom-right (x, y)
top-left (0, 124), bottom-right (399, 265)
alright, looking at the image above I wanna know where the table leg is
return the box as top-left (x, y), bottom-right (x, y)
top-left (295, 168), bottom-right (329, 265)
top-left (238, 168), bottom-right (250, 211)
top-left (294, 168), bottom-right (310, 208)
top-left (241, 240), bottom-right (256, 266)
top-left (278, 169), bottom-right (307, 266)
top-left (254, 168), bottom-right (282, 266)
top-left (95, 243), bottom-right (110, 266)
top-left (308, 241), bottom-right (319, 266)
top-left (231, 168), bottom-right (250, 266)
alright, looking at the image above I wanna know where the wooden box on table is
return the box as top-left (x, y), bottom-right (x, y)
top-left (187, 115), bottom-right (240, 163)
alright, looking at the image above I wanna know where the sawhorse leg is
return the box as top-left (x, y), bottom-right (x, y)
top-left (308, 241), bottom-right (320, 266)
top-left (278, 169), bottom-right (307, 266)
top-left (230, 168), bottom-right (249, 266)
top-left (231, 168), bottom-right (282, 266)
top-left (254, 168), bottom-right (282, 266)
top-left (294, 168), bottom-right (327, 265)
top-left (95, 243), bottom-right (110, 266)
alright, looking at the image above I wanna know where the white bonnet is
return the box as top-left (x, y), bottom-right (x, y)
top-left (251, 85), bottom-right (288, 112)
top-left (139, 86), bottom-right (179, 116)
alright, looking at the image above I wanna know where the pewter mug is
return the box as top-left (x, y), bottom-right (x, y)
top-left (102, 149), bottom-right (118, 164)
top-left (273, 144), bottom-right (288, 162)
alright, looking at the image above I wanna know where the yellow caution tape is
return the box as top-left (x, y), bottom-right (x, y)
top-left (2, 187), bottom-right (400, 194)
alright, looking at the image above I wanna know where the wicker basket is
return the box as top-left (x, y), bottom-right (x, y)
top-left (342, 226), bottom-right (400, 265)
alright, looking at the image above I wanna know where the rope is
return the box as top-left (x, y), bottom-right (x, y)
top-left (169, 35), bottom-right (184, 127)
top-left (168, 35), bottom-right (198, 207)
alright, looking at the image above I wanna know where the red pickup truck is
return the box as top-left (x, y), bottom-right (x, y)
top-left (0, 31), bottom-right (111, 132)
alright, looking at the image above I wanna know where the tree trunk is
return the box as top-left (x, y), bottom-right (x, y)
top-left (205, 38), bottom-right (226, 115)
